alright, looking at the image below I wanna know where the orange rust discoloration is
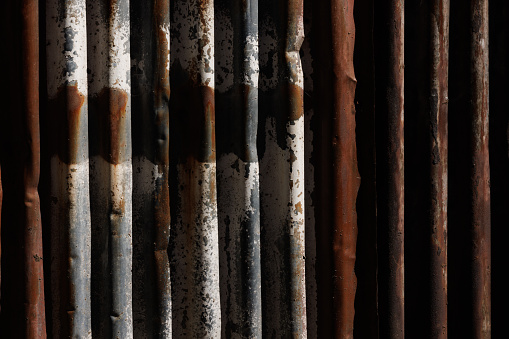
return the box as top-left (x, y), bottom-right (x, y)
top-left (48, 84), bottom-right (86, 164)
top-left (288, 83), bottom-right (304, 121)
top-left (22, 0), bottom-right (47, 337)
top-left (96, 87), bottom-right (129, 165)
top-left (330, 1), bottom-right (360, 338)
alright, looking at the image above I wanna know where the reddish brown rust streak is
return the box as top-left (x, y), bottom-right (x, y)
top-left (21, 0), bottom-right (47, 337)
top-left (470, 0), bottom-right (491, 338)
top-left (331, 1), bottom-right (360, 338)
top-left (48, 84), bottom-right (86, 164)
top-left (430, 1), bottom-right (449, 338)
top-left (288, 83), bottom-right (304, 121)
top-left (96, 88), bottom-right (129, 165)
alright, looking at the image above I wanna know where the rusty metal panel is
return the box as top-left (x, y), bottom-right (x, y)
top-left (0, 1), bottom-right (503, 338)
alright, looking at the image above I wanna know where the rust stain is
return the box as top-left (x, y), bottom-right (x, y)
top-left (48, 84), bottom-right (86, 164)
top-left (22, 0), bottom-right (47, 337)
top-left (288, 83), bottom-right (304, 121)
top-left (330, 1), bottom-right (360, 338)
top-left (96, 87), bottom-right (129, 165)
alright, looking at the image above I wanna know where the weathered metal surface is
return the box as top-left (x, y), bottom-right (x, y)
top-left (330, 1), bottom-right (360, 338)
top-left (375, 0), bottom-right (405, 338)
top-left (429, 1), bottom-right (449, 337)
top-left (87, 0), bottom-right (133, 337)
top-left (470, 0), bottom-right (491, 337)
top-left (259, 0), bottom-right (307, 336)
top-left (214, 1), bottom-right (262, 337)
top-left (130, 0), bottom-right (172, 337)
top-left (169, 0), bottom-right (221, 337)
top-left (21, 0), bottom-right (47, 337)
top-left (46, 0), bottom-right (92, 337)
top-left (352, 1), bottom-right (379, 337)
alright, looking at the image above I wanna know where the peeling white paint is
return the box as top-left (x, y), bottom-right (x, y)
top-left (46, 0), bottom-right (88, 97)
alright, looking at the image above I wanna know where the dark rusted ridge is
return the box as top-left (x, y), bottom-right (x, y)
top-left (375, 0), bottom-right (404, 337)
top-left (21, 0), bottom-right (47, 336)
top-left (430, 1), bottom-right (449, 337)
top-left (352, 0), bottom-right (379, 337)
top-left (153, 0), bottom-right (172, 336)
top-left (330, 1), bottom-right (360, 337)
top-left (470, 0), bottom-right (491, 337)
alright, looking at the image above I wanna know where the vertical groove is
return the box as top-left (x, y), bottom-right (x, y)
top-left (152, 0), bottom-right (172, 337)
top-left (169, 1), bottom-right (221, 337)
top-left (470, 0), bottom-right (491, 337)
top-left (375, 0), bottom-right (405, 338)
top-left (331, 1), bottom-right (360, 338)
top-left (215, 0), bottom-right (262, 337)
top-left (88, 0), bottom-right (133, 337)
top-left (429, 1), bottom-right (449, 337)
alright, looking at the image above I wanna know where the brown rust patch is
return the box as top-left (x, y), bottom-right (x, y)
top-left (95, 87), bottom-right (129, 164)
top-left (288, 83), bottom-right (304, 121)
top-left (48, 84), bottom-right (86, 164)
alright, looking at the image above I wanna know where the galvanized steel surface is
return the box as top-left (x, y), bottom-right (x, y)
top-left (1, 1), bottom-right (504, 338)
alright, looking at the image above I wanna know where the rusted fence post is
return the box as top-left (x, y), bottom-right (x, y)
top-left (429, 1), bottom-right (449, 337)
top-left (470, 0), bottom-right (491, 337)
top-left (46, 0), bottom-right (92, 337)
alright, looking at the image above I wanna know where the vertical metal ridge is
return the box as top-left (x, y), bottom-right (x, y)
top-left (88, 0), bottom-right (133, 337)
top-left (170, 1), bottom-right (220, 337)
top-left (375, 0), bottom-right (405, 337)
top-left (21, 0), bottom-right (47, 337)
top-left (152, 0), bottom-right (172, 337)
top-left (470, 0), bottom-right (491, 337)
top-left (302, 1), bottom-right (318, 336)
top-left (330, 1), bottom-right (360, 338)
top-left (259, 0), bottom-right (307, 336)
top-left (215, 0), bottom-right (262, 337)
top-left (429, 1), bottom-right (449, 337)
top-left (46, 0), bottom-right (92, 337)
top-left (0, 162), bottom-right (2, 314)
top-left (285, 1), bottom-right (307, 336)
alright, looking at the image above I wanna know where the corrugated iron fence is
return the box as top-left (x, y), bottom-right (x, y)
top-left (0, 0), bottom-right (506, 338)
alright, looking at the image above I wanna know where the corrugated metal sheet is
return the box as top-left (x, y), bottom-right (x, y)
top-left (0, 0), bottom-right (505, 338)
